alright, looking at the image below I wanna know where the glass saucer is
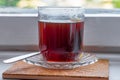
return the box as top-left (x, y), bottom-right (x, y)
top-left (23, 52), bottom-right (98, 69)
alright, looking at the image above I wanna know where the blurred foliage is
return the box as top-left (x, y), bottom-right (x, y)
top-left (0, 0), bottom-right (20, 7)
top-left (86, 0), bottom-right (92, 2)
top-left (0, 0), bottom-right (120, 8)
top-left (0, 0), bottom-right (39, 8)
top-left (112, 0), bottom-right (120, 8)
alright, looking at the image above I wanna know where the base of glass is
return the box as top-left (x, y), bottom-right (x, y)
top-left (23, 52), bottom-right (98, 69)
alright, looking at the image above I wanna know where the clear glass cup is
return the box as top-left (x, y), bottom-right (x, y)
top-left (38, 7), bottom-right (84, 62)
top-left (24, 7), bottom-right (97, 69)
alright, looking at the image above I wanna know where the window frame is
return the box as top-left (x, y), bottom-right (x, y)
top-left (0, 8), bottom-right (120, 53)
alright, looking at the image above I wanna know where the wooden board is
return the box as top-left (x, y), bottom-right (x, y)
top-left (3, 59), bottom-right (109, 80)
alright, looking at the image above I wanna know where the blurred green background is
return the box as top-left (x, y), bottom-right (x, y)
top-left (0, 0), bottom-right (19, 7)
top-left (0, 0), bottom-right (120, 8)
top-left (112, 0), bottom-right (120, 8)
top-left (0, 0), bottom-right (39, 8)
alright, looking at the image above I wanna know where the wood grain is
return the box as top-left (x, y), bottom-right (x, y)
top-left (3, 59), bottom-right (109, 80)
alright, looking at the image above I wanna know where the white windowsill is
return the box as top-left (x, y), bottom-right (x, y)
top-left (0, 13), bottom-right (38, 17)
top-left (85, 14), bottom-right (120, 17)
top-left (0, 13), bottom-right (120, 17)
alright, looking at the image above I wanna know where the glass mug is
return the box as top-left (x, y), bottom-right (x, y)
top-left (37, 7), bottom-right (97, 69)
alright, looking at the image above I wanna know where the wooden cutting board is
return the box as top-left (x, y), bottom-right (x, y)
top-left (3, 59), bottom-right (109, 80)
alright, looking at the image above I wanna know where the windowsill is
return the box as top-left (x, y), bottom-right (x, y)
top-left (1, 13), bottom-right (120, 17)
top-left (85, 14), bottom-right (120, 17)
top-left (0, 13), bottom-right (38, 17)
top-left (0, 8), bottom-right (120, 17)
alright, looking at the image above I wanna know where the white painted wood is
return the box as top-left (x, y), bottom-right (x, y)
top-left (0, 14), bottom-right (120, 48)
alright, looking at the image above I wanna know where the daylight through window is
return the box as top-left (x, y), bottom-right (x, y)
top-left (0, 0), bottom-right (120, 9)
